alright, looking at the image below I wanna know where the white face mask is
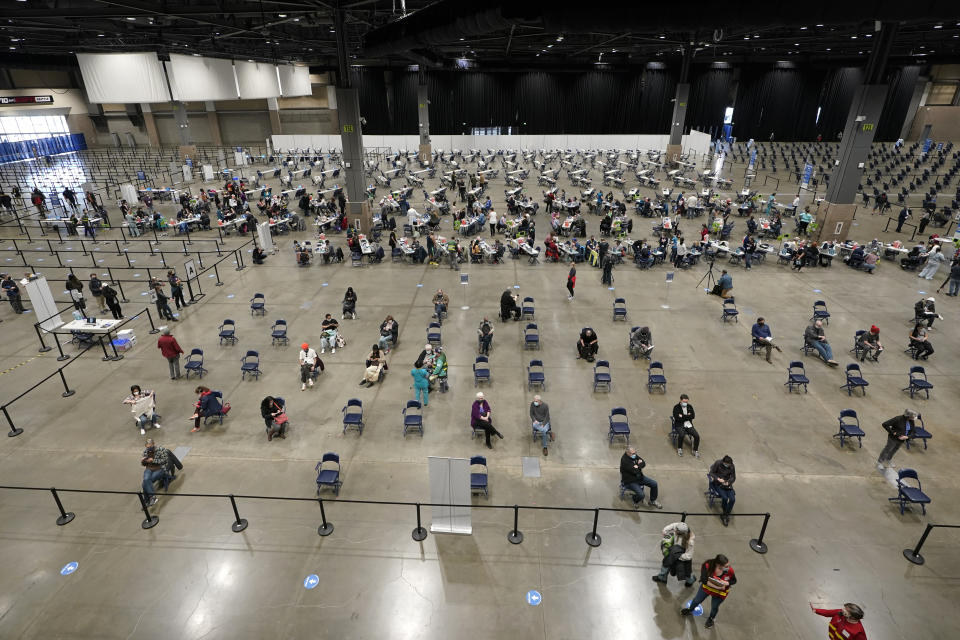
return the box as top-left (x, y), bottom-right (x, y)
top-left (681, 402), bottom-right (688, 408)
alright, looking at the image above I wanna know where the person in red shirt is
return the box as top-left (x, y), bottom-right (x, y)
top-left (811, 603), bottom-right (867, 640)
top-left (566, 265), bottom-right (576, 300)
top-left (157, 327), bottom-right (184, 380)
top-left (681, 554), bottom-right (736, 628)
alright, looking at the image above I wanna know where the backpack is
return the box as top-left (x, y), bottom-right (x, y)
top-left (480, 322), bottom-right (492, 335)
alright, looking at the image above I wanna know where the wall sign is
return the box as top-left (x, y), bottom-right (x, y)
top-left (0, 95), bottom-right (54, 105)
top-left (342, 124), bottom-right (355, 133)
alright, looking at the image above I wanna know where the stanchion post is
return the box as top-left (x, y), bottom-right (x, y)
top-left (749, 512), bottom-right (770, 554)
top-left (903, 523), bottom-right (933, 565)
top-left (680, 511), bottom-right (688, 523)
top-left (138, 492), bottom-right (159, 529)
top-left (317, 498), bottom-right (334, 536)
top-left (507, 505), bottom-right (524, 544)
top-left (412, 503), bottom-right (427, 541)
top-left (35, 323), bottom-right (52, 353)
top-left (585, 508), bottom-right (602, 547)
top-left (146, 307), bottom-right (160, 334)
top-left (47, 239), bottom-right (55, 255)
top-left (228, 494), bottom-right (248, 532)
top-left (52, 332), bottom-right (70, 361)
top-left (80, 238), bottom-right (87, 256)
top-left (51, 487), bottom-right (76, 525)
top-left (214, 263), bottom-right (223, 286)
top-left (115, 239), bottom-right (122, 256)
top-left (58, 369), bottom-right (76, 397)
top-left (3, 406), bottom-right (23, 437)
top-left (55, 224), bottom-right (64, 244)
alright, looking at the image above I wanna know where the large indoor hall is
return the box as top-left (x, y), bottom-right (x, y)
top-left (1, 2), bottom-right (959, 639)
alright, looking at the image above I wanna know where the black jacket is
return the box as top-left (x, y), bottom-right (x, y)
top-left (672, 403), bottom-right (695, 426)
top-left (620, 452), bottom-right (646, 484)
top-left (882, 415), bottom-right (913, 439)
top-left (708, 459), bottom-right (736, 486)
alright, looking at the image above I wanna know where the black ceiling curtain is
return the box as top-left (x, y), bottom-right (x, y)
top-left (815, 66), bottom-right (864, 140)
top-left (732, 65), bottom-right (825, 141)
top-left (637, 68), bottom-right (676, 134)
top-left (687, 67), bottom-right (734, 138)
top-left (876, 65), bottom-right (921, 142)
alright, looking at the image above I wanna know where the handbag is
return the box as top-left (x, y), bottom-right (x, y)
top-left (273, 412), bottom-right (289, 425)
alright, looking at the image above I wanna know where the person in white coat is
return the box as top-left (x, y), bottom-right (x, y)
top-left (919, 245), bottom-right (946, 280)
top-left (652, 522), bottom-right (696, 586)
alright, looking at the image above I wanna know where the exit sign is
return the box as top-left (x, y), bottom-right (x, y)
top-left (342, 124), bottom-right (354, 133)
top-left (861, 123), bottom-right (874, 131)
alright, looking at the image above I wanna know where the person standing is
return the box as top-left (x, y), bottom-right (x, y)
top-left (1, 273), bottom-right (25, 314)
top-left (152, 283), bottom-right (176, 321)
top-left (918, 246), bottom-right (946, 280)
top-left (157, 327), bottom-right (184, 380)
top-left (896, 207), bottom-right (910, 232)
top-left (88, 273), bottom-right (106, 313)
top-left (411, 363), bottom-right (430, 407)
top-left (529, 394), bottom-right (554, 456)
top-left (708, 456), bottom-right (736, 526)
top-left (65, 273), bottom-right (85, 312)
top-left (167, 270), bottom-right (186, 310)
top-left (102, 282), bottom-right (123, 319)
top-left (810, 603), bottom-right (867, 640)
top-left (566, 265), bottom-right (576, 300)
top-left (937, 259), bottom-right (960, 297)
top-left (298, 342), bottom-right (321, 391)
top-left (672, 394), bottom-right (700, 458)
top-left (477, 317), bottom-right (494, 355)
top-left (601, 252), bottom-right (615, 286)
top-left (471, 392), bottom-right (503, 449)
top-left (877, 409), bottom-right (917, 471)
top-left (652, 521), bottom-right (696, 586)
top-left (681, 554), bottom-right (737, 629)
top-left (619, 446), bottom-right (662, 508)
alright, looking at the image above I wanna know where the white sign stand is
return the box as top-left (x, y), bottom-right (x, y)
top-left (181, 165), bottom-right (192, 183)
top-left (23, 275), bottom-right (64, 331)
top-left (202, 164), bottom-right (215, 182)
top-left (662, 271), bottom-right (674, 309)
top-left (119, 183), bottom-right (138, 206)
top-left (428, 456), bottom-right (472, 535)
top-left (256, 221), bottom-right (274, 254)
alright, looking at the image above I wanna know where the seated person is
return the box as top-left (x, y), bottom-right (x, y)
top-left (297, 247), bottom-right (311, 266)
top-left (750, 316), bottom-right (781, 363)
top-left (630, 326), bottom-right (654, 358)
top-left (901, 245), bottom-right (923, 269)
top-left (909, 322), bottom-right (934, 360)
top-left (260, 396), bottom-right (287, 441)
top-left (672, 394), bottom-right (700, 458)
top-left (378, 315), bottom-right (399, 352)
top-left (429, 346), bottom-right (448, 393)
top-left (320, 314), bottom-right (339, 353)
top-left (619, 446), bottom-right (661, 508)
top-left (190, 386), bottom-right (223, 432)
top-left (804, 242), bottom-right (820, 266)
top-left (500, 290), bottom-right (521, 321)
top-left (862, 251), bottom-right (878, 273)
top-left (804, 320), bottom-right (838, 366)
top-left (432, 289), bottom-right (449, 322)
top-left (252, 247), bottom-right (266, 264)
top-left (577, 327), bottom-right (599, 362)
top-left (857, 325), bottom-right (883, 362)
top-left (414, 344), bottom-right (435, 370)
top-left (529, 394), bottom-right (554, 456)
top-left (123, 385), bottom-right (161, 435)
top-left (845, 246), bottom-right (865, 268)
top-left (914, 297), bottom-right (941, 328)
top-left (359, 344), bottom-right (386, 387)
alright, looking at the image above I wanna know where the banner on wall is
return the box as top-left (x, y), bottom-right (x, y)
top-left (801, 163), bottom-right (813, 188)
top-left (77, 52), bottom-right (171, 103)
top-left (0, 95), bottom-right (53, 105)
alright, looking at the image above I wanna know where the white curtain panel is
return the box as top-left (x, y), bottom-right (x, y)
top-left (168, 54), bottom-right (239, 101)
top-left (278, 65), bottom-right (312, 97)
top-left (77, 52), bottom-right (170, 103)
top-left (235, 61), bottom-right (281, 99)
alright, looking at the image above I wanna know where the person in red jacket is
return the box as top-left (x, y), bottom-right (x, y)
top-left (681, 554), bottom-right (736, 629)
top-left (157, 327), bottom-right (184, 380)
top-left (811, 603), bottom-right (867, 640)
top-left (566, 265), bottom-right (576, 300)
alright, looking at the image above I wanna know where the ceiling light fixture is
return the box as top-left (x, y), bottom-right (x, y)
top-left (278, 14), bottom-right (287, 18)
top-left (933, 24), bottom-right (942, 29)
top-left (126, 17), bottom-right (136, 21)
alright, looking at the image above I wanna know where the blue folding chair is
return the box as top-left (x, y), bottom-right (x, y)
top-left (608, 407), bottom-right (630, 444)
top-left (271, 319), bottom-right (289, 346)
top-left (834, 409), bottom-right (865, 448)
top-left (889, 468), bottom-right (931, 515)
top-left (391, 247), bottom-right (403, 262)
top-left (183, 348), bottom-right (207, 379)
top-left (850, 330), bottom-right (866, 360)
top-left (840, 363), bottom-right (869, 396)
top-left (811, 299), bottom-right (830, 324)
top-left (250, 293), bottom-right (266, 316)
top-left (219, 319), bottom-right (238, 345)
top-left (470, 456), bottom-right (489, 496)
top-left (473, 355), bottom-right (491, 386)
top-left (521, 296), bottom-right (535, 320)
top-left (903, 366), bottom-right (933, 399)
top-left (524, 323), bottom-right (540, 350)
top-left (612, 297), bottom-right (627, 321)
top-left (342, 398), bottom-right (364, 435)
top-left (315, 453), bottom-right (342, 495)
top-left (527, 359), bottom-right (546, 391)
top-left (426, 322), bottom-right (442, 347)
top-left (240, 350), bottom-right (262, 380)
top-left (905, 413), bottom-right (932, 450)
top-left (647, 361), bottom-right (667, 393)
top-left (785, 361), bottom-right (809, 393)
top-left (593, 360), bottom-right (612, 392)
top-left (720, 297), bottom-right (739, 323)
top-left (402, 400), bottom-right (423, 437)
top-left (704, 473), bottom-right (720, 508)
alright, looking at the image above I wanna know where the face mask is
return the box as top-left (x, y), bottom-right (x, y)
top-left (631, 454), bottom-right (638, 459)
top-left (681, 402), bottom-right (687, 407)
top-left (533, 402), bottom-right (540, 406)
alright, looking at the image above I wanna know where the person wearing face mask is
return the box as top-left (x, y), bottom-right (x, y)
top-left (750, 316), bottom-right (782, 363)
top-left (653, 521), bottom-right (696, 587)
top-left (529, 395), bottom-right (554, 456)
top-left (681, 553), bottom-right (737, 629)
top-left (810, 602), bottom-right (867, 640)
top-left (298, 343), bottom-right (322, 391)
top-left (672, 394), bottom-right (700, 458)
top-left (140, 438), bottom-right (181, 507)
top-left (619, 446), bottom-right (662, 509)
top-left (708, 456), bottom-right (736, 526)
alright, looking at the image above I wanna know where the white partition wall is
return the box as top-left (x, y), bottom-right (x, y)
top-left (277, 65), bottom-right (312, 97)
top-left (24, 276), bottom-right (63, 331)
top-left (235, 61), bottom-right (281, 99)
top-left (77, 53), bottom-right (170, 103)
top-left (428, 456), bottom-right (472, 535)
top-left (167, 54), bottom-right (239, 101)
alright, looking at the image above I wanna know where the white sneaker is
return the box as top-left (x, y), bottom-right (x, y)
top-left (154, 424), bottom-right (161, 429)
top-left (567, 295), bottom-right (574, 300)
top-left (301, 383), bottom-right (306, 391)
top-left (140, 428), bottom-right (146, 435)
top-left (341, 313), bottom-right (345, 319)
top-left (332, 348), bottom-right (336, 354)
top-left (693, 450), bottom-right (700, 458)
top-left (321, 348), bottom-right (325, 353)
top-left (876, 462), bottom-right (885, 471)
top-left (677, 448), bottom-right (683, 457)
top-left (308, 379), bottom-right (314, 387)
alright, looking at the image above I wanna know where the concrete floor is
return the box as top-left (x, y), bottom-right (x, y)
top-left (0, 151), bottom-right (959, 639)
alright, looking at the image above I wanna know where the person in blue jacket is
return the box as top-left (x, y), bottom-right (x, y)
top-left (190, 386), bottom-right (223, 432)
top-left (750, 316), bottom-right (782, 363)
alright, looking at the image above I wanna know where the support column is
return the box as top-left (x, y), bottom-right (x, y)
top-left (333, 1), bottom-right (371, 232)
top-left (205, 101), bottom-right (223, 146)
top-left (899, 76), bottom-right (929, 141)
top-left (417, 69), bottom-right (431, 163)
top-left (818, 22), bottom-right (897, 243)
top-left (666, 46), bottom-right (693, 164)
top-left (267, 97), bottom-right (282, 135)
top-left (140, 103), bottom-right (160, 147)
top-left (171, 101), bottom-right (197, 161)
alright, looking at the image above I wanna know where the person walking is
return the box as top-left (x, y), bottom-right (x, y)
top-left (601, 253), bottom-right (615, 286)
top-left (471, 392), bottom-right (503, 449)
top-left (157, 327), bottom-right (184, 380)
top-left (810, 602), bottom-right (867, 640)
top-left (152, 283), bottom-right (176, 321)
top-left (167, 270), bottom-right (186, 310)
top-left (411, 363), bottom-right (430, 407)
top-left (876, 409), bottom-right (917, 471)
top-left (102, 282), bottom-right (123, 319)
top-left (681, 554), bottom-right (737, 629)
top-left (937, 259), bottom-right (960, 297)
top-left (918, 246), bottom-right (946, 280)
top-left (895, 207), bottom-right (910, 232)
top-left (566, 265), bottom-right (576, 300)
top-left (652, 521), bottom-right (696, 587)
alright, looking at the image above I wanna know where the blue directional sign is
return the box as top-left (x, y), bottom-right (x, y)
top-left (60, 562), bottom-right (78, 576)
top-left (303, 574), bottom-right (319, 589)
top-left (802, 163), bottom-right (813, 186)
top-left (526, 590), bottom-right (542, 606)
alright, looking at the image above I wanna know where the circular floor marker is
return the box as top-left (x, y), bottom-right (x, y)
top-left (304, 574), bottom-right (319, 589)
top-left (60, 562), bottom-right (78, 576)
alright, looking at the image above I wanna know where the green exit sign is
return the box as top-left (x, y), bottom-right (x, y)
top-left (862, 123), bottom-right (874, 131)
top-left (342, 124), bottom-right (354, 133)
